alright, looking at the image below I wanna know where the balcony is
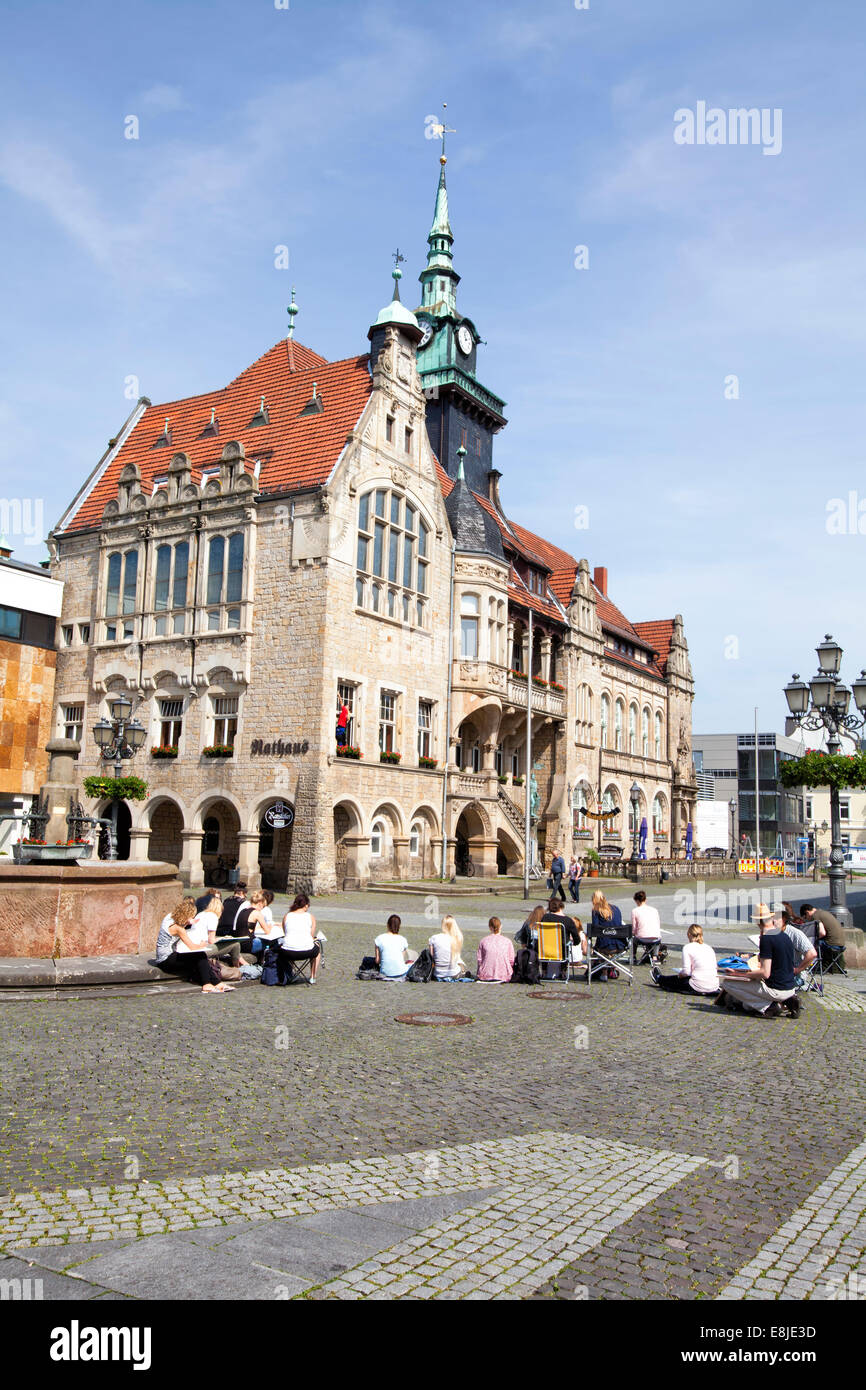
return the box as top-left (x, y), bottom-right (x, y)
top-left (505, 673), bottom-right (565, 719)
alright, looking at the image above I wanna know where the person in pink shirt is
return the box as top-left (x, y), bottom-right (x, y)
top-left (476, 917), bottom-right (516, 983)
top-left (631, 890), bottom-right (663, 966)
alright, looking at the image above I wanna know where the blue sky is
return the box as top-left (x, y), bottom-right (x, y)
top-left (1, 0), bottom-right (865, 734)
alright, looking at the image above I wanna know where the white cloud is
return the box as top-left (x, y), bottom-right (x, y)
top-left (140, 84), bottom-right (189, 113)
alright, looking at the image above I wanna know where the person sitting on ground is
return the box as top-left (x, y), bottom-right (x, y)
top-left (216, 883), bottom-right (248, 935)
top-left (631, 890), bottom-right (663, 963)
top-left (800, 902), bottom-right (846, 967)
top-left (652, 923), bottom-right (719, 995)
top-left (429, 914), bottom-right (466, 980)
top-left (374, 914), bottom-right (415, 979)
top-left (246, 889), bottom-right (280, 956)
top-left (716, 909), bottom-right (799, 1017)
top-left (476, 917), bottom-right (516, 982)
top-left (155, 897), bottom-right (235, 994)
top-left (280, 893), bottom-right (321, 982)
top-left (515, 904), bottom-right (545, 949)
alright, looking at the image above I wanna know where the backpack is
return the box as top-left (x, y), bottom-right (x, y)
top-left (406, 947), bottom-right (434, 982)
top-left (261, 944), bottom-right (284, 986)
top-left (511, 947), bottom-right (541, 985)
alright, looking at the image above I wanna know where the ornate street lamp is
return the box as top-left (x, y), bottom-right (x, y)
top-left (784, 634), bottom-right (866, 928)
top-left (91, 697), bottom-right (145, 860)
top-left (728, 797), bottom-right (737, 858)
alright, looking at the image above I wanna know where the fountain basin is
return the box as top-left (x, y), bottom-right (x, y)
top-left (0, 860), bottom-right (183, 958)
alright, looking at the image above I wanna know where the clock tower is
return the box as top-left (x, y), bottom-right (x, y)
top-left (415, 154), bottom-right (507, 495)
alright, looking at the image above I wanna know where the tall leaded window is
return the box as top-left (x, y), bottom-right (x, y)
top-left (206, 533), bottom-right (244, 631)
top-left (460, 594), bottom-right (479, 659)
top-left (337, 682), bottom-right (357, 745)
top-left (614, 699), bottom-right (624, 752)
top-left (652, 794), bottom-right (666, 834)
top-left (356, 489), bottom-right (430, 628)
top-left (642, 707), bottom-right (650, 757)
top-left (655, 711), bottom-right (664, 760)
top-left (600, 694), bottom-right (610, 748)
top-left (105, 549), bottom-right (138, 641)
top-left (154, 541), bottom-right (190, 635)
top-left (629, 703), bottom-right (638, 754)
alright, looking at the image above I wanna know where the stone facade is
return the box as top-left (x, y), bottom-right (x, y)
top-left (46, 172), bottom-right (696, 893)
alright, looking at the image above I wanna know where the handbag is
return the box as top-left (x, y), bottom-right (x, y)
top-left (406, 947), bottom-right (434, 982)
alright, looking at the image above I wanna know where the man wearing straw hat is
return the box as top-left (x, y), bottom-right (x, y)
top-left (716, 903), bottom-right (799, 1017)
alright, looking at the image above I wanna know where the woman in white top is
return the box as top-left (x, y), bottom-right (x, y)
top-left (155, 897), bottom-right (235, 993)
top-left (652, 923), bottom-right (719, 995)
top-left (247, 889), bottom-right (281, 956)
top-left (374, 914), bottom-right (415, 978)
top-left (428, 914), bottom-right (465, 980)
top-left (280, 893), bottom-right (321, 982)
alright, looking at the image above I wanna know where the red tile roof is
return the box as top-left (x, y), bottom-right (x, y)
top-left (633, 620), bottom-right (675, 673)
top-left (60, 339), bottom-right (371, 532)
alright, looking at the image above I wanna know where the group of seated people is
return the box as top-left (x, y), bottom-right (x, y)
top-left (156, 878), bottom-right (844, 1017)
top-left (155, 883), bottom-right (324, 992)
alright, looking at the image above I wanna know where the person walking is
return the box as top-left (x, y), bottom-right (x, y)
top-left (549, 848), bottom-right (567, 903)
top-left (567, 856), bottom-right (583, 904)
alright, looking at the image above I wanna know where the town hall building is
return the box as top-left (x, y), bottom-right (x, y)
top-left (47, 153), bottom-right (697, 892)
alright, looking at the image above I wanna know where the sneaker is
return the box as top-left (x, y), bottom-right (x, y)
top-left (650, 966), bottom-right (662, 985)
top-left (763, 1002), bottom-right (783, 1018)
top-left (785, 996), bottom-right (801, 1018)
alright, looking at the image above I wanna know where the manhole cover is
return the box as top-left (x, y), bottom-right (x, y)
top-left (527, 991), bottom-right (591, 1001)
top-left (395, 1012), bottom-right (473, 1027)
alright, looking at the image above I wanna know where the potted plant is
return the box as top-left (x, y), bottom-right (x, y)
top-left (202, 744), bottom-right (234, 758)
top-left (419, 755), bottom-right (438, 770)
top-left (336, 745), bottom-right (362, 760)
top-left (531, 675), bottom-right (548, 689)
top-left (512, 774), bottom-right (524, 787)
top-left (509, 669), bottom-right (528, 683)
top-left (151, 745), bottom-right (178, 759)
top-left (497, 773), bottom-right (508, 783)
top-left (549, 680), bottom-right (565, 693)
top-left (584, 847), bottom-right (601, 877)
top-left (380, 750), bottom-right (402, 765)
top-left (82, 774), bottom-right (148, 802)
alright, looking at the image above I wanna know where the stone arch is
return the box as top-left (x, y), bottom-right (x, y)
top-left (368, 801), bottom-right (404, 881)
top-left (251, 793), bottom-right (296, 893)
top-left (496, 823), bottom-right (523, 876)
top-left (407, 802), bottom-right (440, 879)
top-left (146, 795), bottom-right (185, 868)
top-left (454, 799), bottom-right (494, 878)
top-left (367, 800), bottom-right (405, 838)
top-left (333, 797), bottom-right (366, 890)
top-left (190, 789), bottom-right (246, 834)
top-left (137, 789), bottom-right (190, 831)
top-left (191, 793), bottom-right (242, 886)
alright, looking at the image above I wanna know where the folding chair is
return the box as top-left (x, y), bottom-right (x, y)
top-left (820, 943), bottom-right (847, 976)
top-left (586, 923), bottom-right (634, 987)
top-left (537, 923), bottom-right (572, 982)
top-left (279, 946), bottom-right (319, 985)
top-left (633, 938), bottom-right (667, 968)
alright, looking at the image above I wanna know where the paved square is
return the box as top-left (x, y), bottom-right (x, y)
top-left (1, 888), bottom-right (864, 1300)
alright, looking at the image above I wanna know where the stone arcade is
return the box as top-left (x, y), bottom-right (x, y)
top-left (47, 157), bottom-right (697, 892)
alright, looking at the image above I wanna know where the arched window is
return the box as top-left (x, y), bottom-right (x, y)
top-left (628, 790), bottom-right (645, 836)
top-left (206, 536), bottom-right (224, 605)
top-left (614, 699), bottom-right (624, 752)
top-left (600, 694), bottom-right (610, 748)
top-left (154, 541), bottom-right (190, 636)
top-left (104, 549), bottom-right (138, 641)
top-left (371, 819), bottom-right (385, 858)
top-left (652, 795), bottom-right (666, 835)
top-left (655, 711), bottom-right (664, 760)
top-left (628, 703), bottom-right (638, 754)
top-left (460, 594), bottom-right (479, 659)
top-left (602, 787), bottom-right (620, 823)
top-left (202, 816), bottom-right (220, 854)
top-left (574, 781), bottom-right (593, 832)
top-left (206, 533), bottom-right (244, 630)
top-left (410, 821), bottom-right (421, 856)
top-left (642, 707), bottom-right (650, 757)
top-left (356, 488), bottom-right (430, 628)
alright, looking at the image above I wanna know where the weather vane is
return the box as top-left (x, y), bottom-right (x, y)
top-left (392, 248), bottom-right (405, 271)
top-left (432, 101), bottom-right (456, 162)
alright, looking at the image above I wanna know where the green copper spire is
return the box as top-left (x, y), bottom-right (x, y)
top-left (418, 108), bottom-right (460, 321)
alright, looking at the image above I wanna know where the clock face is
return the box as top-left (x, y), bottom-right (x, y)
top-left (457, 324), bottom-right (473, 356)
top-left (418, 321), bottom-right (434, 349)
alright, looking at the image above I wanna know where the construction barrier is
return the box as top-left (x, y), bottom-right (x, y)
top-left (737, 858), bottom-right (785, 876)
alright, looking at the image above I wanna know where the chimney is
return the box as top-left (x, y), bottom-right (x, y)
top-left (593, 565), bottom-right (608, 596)
top-left (487, 468), bottom-right (503, 510)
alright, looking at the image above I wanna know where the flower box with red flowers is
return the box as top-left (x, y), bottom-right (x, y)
top-left (549, 680), bottom-right (565, 693)
top-left (151, 745), bottom-right (179, 759)
top-left (419, 755), bottom-right (438, 770)
top-left (202, 745), bottom-right (234, 758)
top-left (336, 746), bottom-right (362, 760)
top-left (379, 750), bottom-right (402, 765)
top-left (509, 669), bottom-right (528, 682)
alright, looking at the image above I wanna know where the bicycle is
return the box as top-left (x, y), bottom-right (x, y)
top-left (209, 855), bottom-right (238, 888)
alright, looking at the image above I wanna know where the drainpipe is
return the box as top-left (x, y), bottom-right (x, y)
top-left (523, 605), bottom-right (533, 900)
top-left (440, 536), bottom-right (456, 881)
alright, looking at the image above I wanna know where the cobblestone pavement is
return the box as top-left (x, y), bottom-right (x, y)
top-left (1, 898), bottom-right (864, 1300)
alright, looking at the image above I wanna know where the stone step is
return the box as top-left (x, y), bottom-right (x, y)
top-left (0, 955), bottom-right (181, 990)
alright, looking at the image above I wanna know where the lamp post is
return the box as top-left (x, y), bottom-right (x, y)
top-left (91, 696), bottom-right (146, 860)
top-left (728, 797), bottom-right (737, 859)
top-left (784, 635), bottom-right (866, 929)
top-left (629, 780), bottom-right (641, 872)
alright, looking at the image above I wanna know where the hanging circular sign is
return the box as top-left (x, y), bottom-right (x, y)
top-left (264, 801), bottom-right (295, 830)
